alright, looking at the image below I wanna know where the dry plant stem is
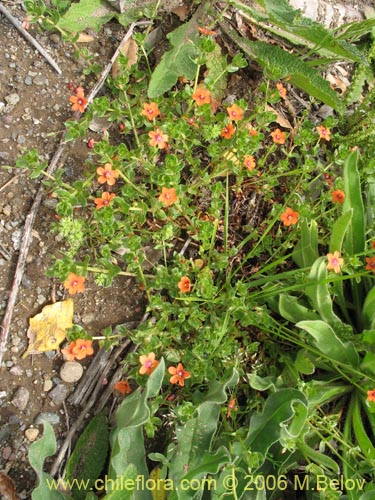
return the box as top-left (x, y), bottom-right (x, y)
top-left (50, 339), bottom-right (132, 477)
top-left (0, 3), bottom-right (62, 74)
top-left (0, 22), bottom-right (145, 366)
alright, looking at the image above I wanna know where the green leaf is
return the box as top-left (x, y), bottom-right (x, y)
top-left (292, 219), bottom-right (319, 268)
top-left (206, 42), bottom-right (227, 100)
top-left (148, 21), bottom-right (199, 98)
top-left (246, 389), bottom-right (308, 455)
top-left (102, 465), bottom-right (138, 500)
top-left (362, 286), bottom-right (375, 330)
top-left (297, 320), bottom-right (359, 367)
top-left (249, 373), bottom-right (277, 391)
top-left (294, 349), bottom-right (315, 375)
top-left (343, 149), bottom-right (365, 255)
top-left (352, 393), bottom-right (375, 460)
top-left (329, 209), bottom-right (353, 254)
top-left (66, 412), bottom-right (109, 500)
top-left (29, 422), bottom-right (70, 500)
top-left (298, 441), bottom-right (340, 474)
top-left (279, 293), bottom-right (319, 324)
top-left (56, 0), bottom-right (115, 33)
top-left (305, 257), bottom-right (343, 329)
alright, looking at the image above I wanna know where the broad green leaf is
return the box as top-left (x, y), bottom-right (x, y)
top-left (352, 393), bottom-right (375, 460)
top-left (343, 149), bottom-right (365, 255)
top-left (292, 219), bottom-right (319, 268)
top-left (305, 257), bottom-right (343, 329)
top-left (148, 22), bottom-right (199, 98)
top-left (303, 379), bottom-right (352, 406)
top-left (29, 422), bottom-right (70, 500)
top-left (362, 286), bottom-right (375, 330)
top-left (329, 209), bottom-right (353, 254)
top-left (66, 412), bottom-right (109, 500)
top-left (102, 464), bottom-right (138, 500)
top-left (206, 42), bottom-right (227, 100)
top-left (365, 178), bottom-right (375, 228)
top-left (279, 293), bottom-right (319, 324)
top-left (56, 0), bottom-right (115, 33)
top-left (249, 373), bottom-right (277, 391)
top-left (297, 320), bottom-right (359, 367)
top-left (294, 349), bottom-right (315, 375)
top-left (298, 441), bottom-right (340, 474)
top-left (246, 389), bottom-right (308, 455)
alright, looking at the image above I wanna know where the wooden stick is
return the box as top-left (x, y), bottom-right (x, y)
top-left (0, 3), bottom-right (62, 75)
top-left (0, 22), bottom-right (145, 366)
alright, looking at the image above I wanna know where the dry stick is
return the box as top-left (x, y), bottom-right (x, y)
top-left (0, 3), bottom-right (62, 75)
top-left (0, 21), bottom-right (144, 366)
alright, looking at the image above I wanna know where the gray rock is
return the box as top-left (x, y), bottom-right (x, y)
top-left (48, 383), bottom-right (68, 404)
top-left (9, 365), bottom-right (23, 376)
top-left (11, 387), bottom-right (30, 410)
top-left (34, 75), bottom-right (47, 86)
top-left (35, 412), bottom-right (60, 425)
top-left (60, 361), bottom-right (83, 383)
top-left (24, 76), bottom-right (33, 85)
top-left (5, 93), bottom-right (19, 106)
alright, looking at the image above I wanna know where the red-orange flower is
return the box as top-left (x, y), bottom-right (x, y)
top-left (63, 273), bottom-right (85, 295)
top-left (141, 102), bottom-right (160, 121)
top-left (94, 192), bottom-right (116, 209)
top-left (158, 187), bottom-right (177, 207)
top-left (244, 155), bottom-right (256, 171)
top-left (226, 398), bottom-right (238, 419)
top-left (139, 352), bottom-right (159, 375)
top-left (96, 163), bottom-right (120, 186)
top-left (192, 86), bottom-right (211, 106)
top-left (221, 123), bottom-right (235, 139)
top-left (197, 27), bottom-right (217, 36)
top-left (61, 339), bottom-right (94, 361)
top-left (148, 128), bottom-right (169, 149)
top-left (316, 125), bottom-right (331, 141)
top-left (276, 82), bottom-right (287, 100)
top-left (71, 339), bottom-right (94, 360)
top-left (331, 190), bottom-right (345, 204)
top-left (326, 251), bottom-right (344, 274)
top-left (168, 363), bottom-right (191, 387)
top-left (280, 207), bottom-right (299, 227)
top-left (365, 257), bottom-right (375, 273)
top-left (271, 128), bottom-right (286, 144)
top-left (367, 389), bottom-right (375, 402)
top-left (114, 380), bottom-right (132, 395)
top-left (178, 276), bottom-right (191, 293)
top-left (227, 104), bottom-right (244, 121)
top-left (69, 92), bottom-right (87, 113)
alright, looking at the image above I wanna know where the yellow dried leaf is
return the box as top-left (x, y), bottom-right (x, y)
top-left (22, 299), bottom-right (74, 358)
top-left (223, 149), bottom-right (240, 165)
top-left (266, 104), bottom-right (293, 129)
top-left (76, 32), bottom-right (95, 43)
top-left (112, 38), bottom-right (138, 78)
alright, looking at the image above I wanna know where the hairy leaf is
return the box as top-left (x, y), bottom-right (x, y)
top-left (56, 0), bottom-right (115, 33)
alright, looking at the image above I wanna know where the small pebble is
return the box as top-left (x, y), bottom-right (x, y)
top-left (11, 387), bottom-right (30, 411)
top-left (25, 428), bottom-right (39, 442)
top-left (34, 75), bottom-right (47, 86)
top-left (9, 365), bottom-right (23, 376)
top-left (60, 361), bottom-right (83, 383)
top-left (35, 412), bottom-right (60, 425)
top-left (5, 93), bottom-right (19, 106)
top-left (24, 76), bottom-right (33, 85)
top-left (43, 380), bottom-right (53, 392)
top-left (48, 383), bottom-right (68, 404)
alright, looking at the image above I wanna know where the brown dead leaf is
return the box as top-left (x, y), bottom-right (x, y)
top-left (76, 32), bottom-right (95, 43)
top-left (22, 299), bottom-right (74, 358)
top-left (172, 5), bottom-right (189, 20)
top-left (112, 38), bottom-right (138, 79)
top-left (0, 472), bottom-right (20, 500)
top-left (326, 74), bottom-right (347, 94)
top-left (266, 104), bottom-right (293, 129)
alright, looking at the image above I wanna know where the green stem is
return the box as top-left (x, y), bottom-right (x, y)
top-left (123, 92), bottom-right (141, 148)
top-left (77, 264), bottom-right (153, 279)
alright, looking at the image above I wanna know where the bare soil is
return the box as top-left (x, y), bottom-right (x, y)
top-left (0, 4), bottom-right (144, 497)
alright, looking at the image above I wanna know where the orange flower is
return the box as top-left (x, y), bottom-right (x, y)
top-left (141, 102), bottom-right (160, 121)
top-left (71, 339), bottom-right (94, 360)
top-left (75, 86), bottom-right (85, 97)
top-left (226, 398), bottom-right (238, 419)
top-left (158, 187), bottom-right (177, 207)
top-left (243, 155), bottom-right (256, 171)
top-left (61, 339), bottom-right (93, 361)
top-left (63, 273), bottom-right (85, 295)
top-left (178, 276), bottom-right (191, 293)
top-left (139, 352), bottom-right (159, 375)
top-left (114, 380), bottom-right (132, 395)
top-left (94, 192), bottom-right (116, 209)
top-left (192, 86), bottom-right (211, 106)
top-left (365, 257), bottom-right (375, 273)
top-left (69, 93), bottom-right (87, 113)
top-left (326, 251), bottom-right (344, 273)
top-left (331, 190), bottom-right (345, 204)
top-left (168, 363), bottom-right (191, 387)
top-left (227, 104), bottom-right (244, 121)
top-left (271, 128), bottom-right (286, 145)
top-left (148, 128), bottom-right (169, 149)
top-left (221, 123), bottom-right (236, 139)
top-left (367, 390), bottom-right (375, 402)
top-left (61, 342), bottom-right (76, 361)
top-left (280, 207), bottom-right (299, 227)
top-left (183, 116), bottom-right (199, 128)
top-left (96, 163), bottom-right (120, 186)
top-left (197, 27), bottom-right (217, 36)
top-left (276, 82), bottom-right (287, 100)
top-left (316, 125), bottom-right (331, 141)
